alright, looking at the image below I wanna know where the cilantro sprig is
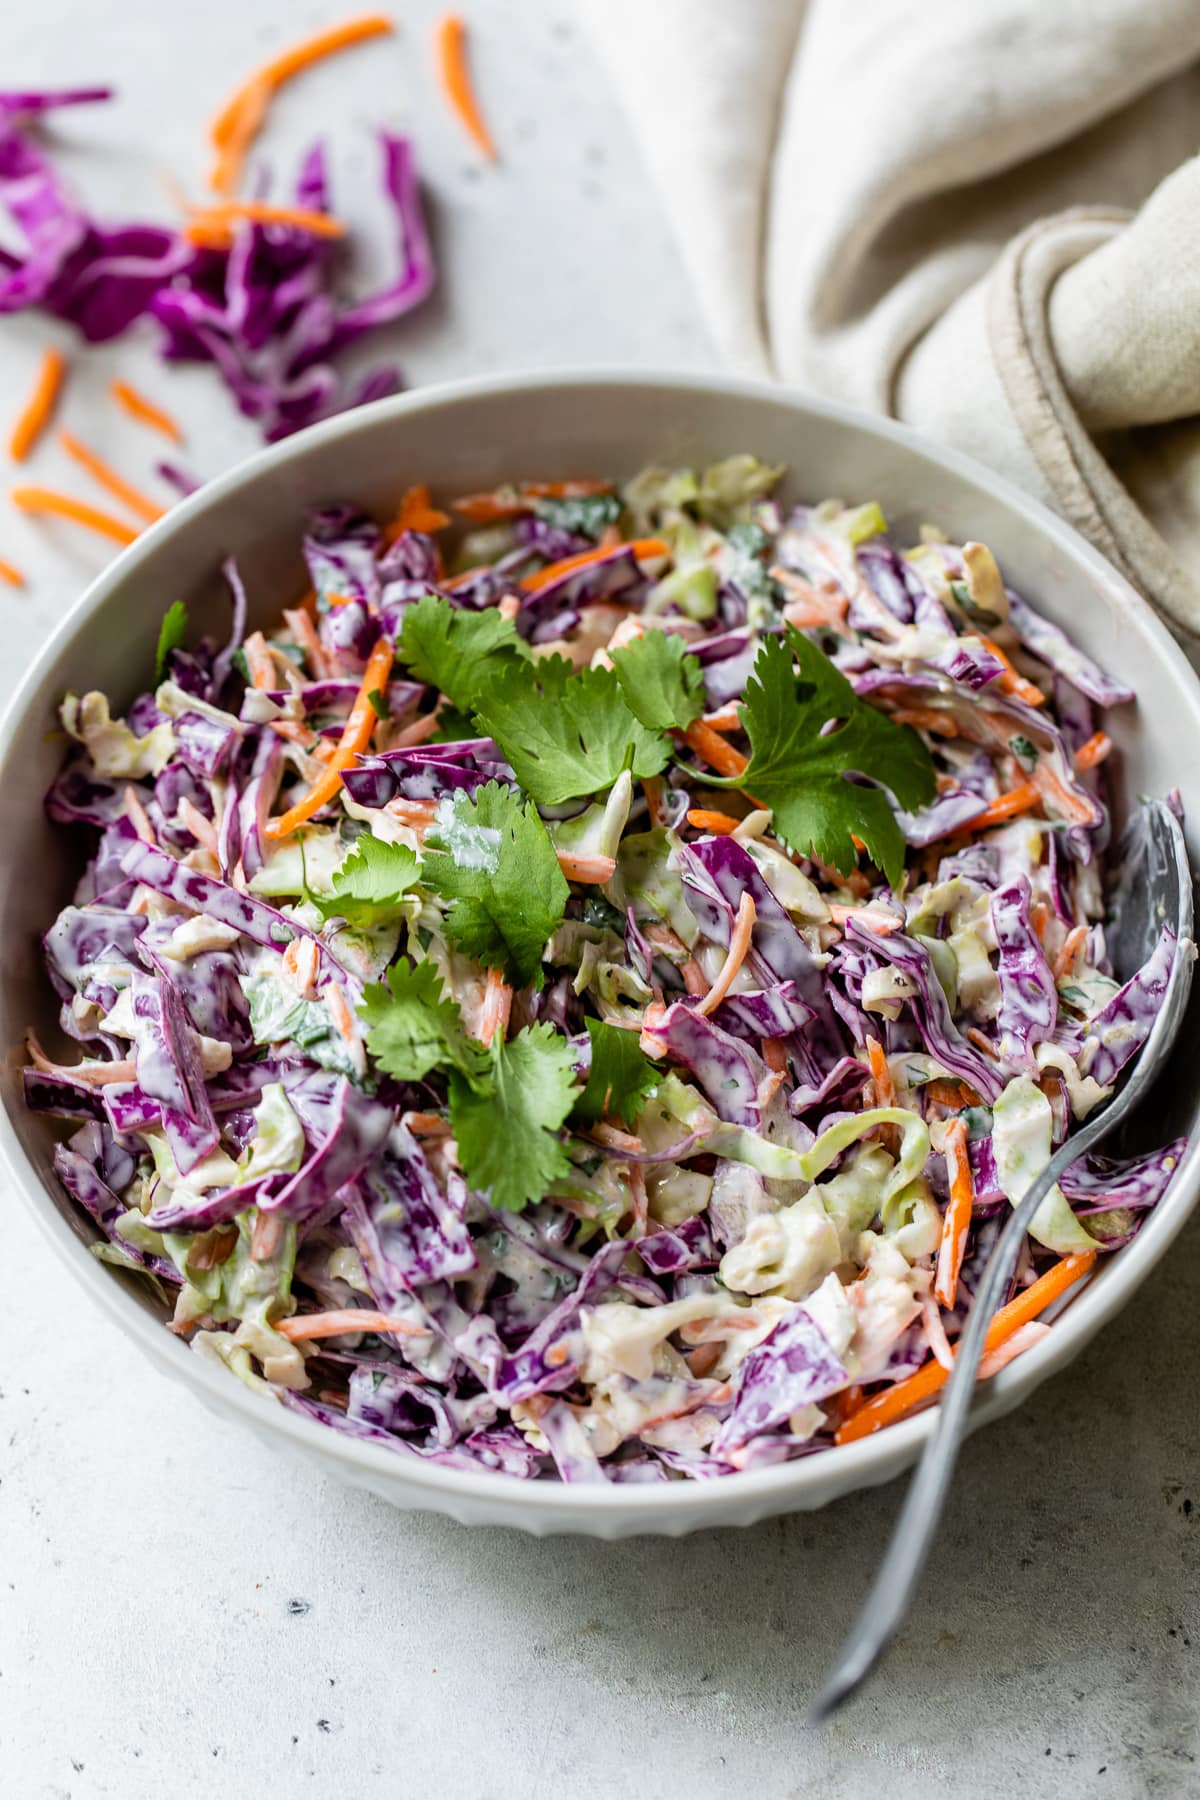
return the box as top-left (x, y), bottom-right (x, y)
top-left (725, 628), bottom-right (936, 887)
top-left (608, 630), bottom-right (704, 733)
top-left (398, 593), bottom-right (530, 715)
top-left (314, 837), bottom-right (420, 928)
top-left (422, 782), bottom-right (568, 988)
top-left (572, 1018), bottom-right (658, 1129)
top-left (155, 601), bottom-right (188, 682)
top-left (474, 654), bottom-right (670, 804)
top-left (448, 1024), bottom-right (580, 1212)
top-left (359, 959), bottom-right (484, 1084)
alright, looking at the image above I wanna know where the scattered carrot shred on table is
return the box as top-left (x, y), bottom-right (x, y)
top-left (208, 13), bottom-right (396, 195)
top-left (435, 13), bottom-right (497, 161)
top-left (0, 557), bottom-right (25, 589)
top-left (58, 432), bottom-right (165, 526)
top-left (109, 379), bottom-right (184, 444)
top-left (8, 349), bottom-right (67, 463)
top-left (10, 486), bottom-right (139, 547)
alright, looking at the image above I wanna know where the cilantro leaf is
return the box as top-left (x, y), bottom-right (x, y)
top-left (398, 594), bottom-right (530, 714)
top-left (608, 630), bottom-right (704, 732)
top-left (358, 958), bottom-right (484, 1083)
top-left (422, 782), bottom-right (569, 987)
top-left (314, 837), bottom-right (420, 927)
top-left (533, 493), bottom-right (622, 540)
top-left (155, 601), bottom-right (189, 682)
top-left (474, 654), bottom-right (670, 804)
top-left (572, 1018), bottom-right (658, 1128)
top-left (733, 628), bottom-right (936, 887)
top-left (449, 1023), bottom-right (580, 1211)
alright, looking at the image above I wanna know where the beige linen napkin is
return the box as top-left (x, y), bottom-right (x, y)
top-left (584, 0), bottom-right (1200, 637)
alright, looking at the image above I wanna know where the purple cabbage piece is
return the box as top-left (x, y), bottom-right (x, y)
top-left (324, 133), bottom-right (435, 353)
top-left (0, 87), bottom-right (113, 115)
top-left (991, 876), bottom-right (1056, 1065)
top-left (320, 596), bottom-right (380, 672)
top-left (344, 740), bottom-right (515, 807)
top-left (1062, 1137), bottom-right (1187, 1213)
top-left (646, 1003), bottom-right (768, 1128)
top-left (899, 753), bottom-right (995, 847)
top-left (304, 507), bottom-right (381, 606)
top-left (343, 1124), bottom-right (476, 1287)
top-left (678, 836), bottom-right (843, 1068)
top-left (855, 539), bottom-right (915, 625)
top-left (845, 919), bottom-right (1005, 1100)
top-left (377, 529), bottom-right (440, 587)
top-left (712, 1302), bottom-right (847, 1455)
top-left (691, 629), bottom-right (758, 709)
top-left (128, 970), bottom-right (220, 1174)
top-left (495, 1238), bottom-right (631, 1404)
top-left (1082, 925), bottom-right (1177, 1089)
top-left (266, 678), bottom-right (424, 716)
top-left (788, 1055), bottom-right (872, 1117)
top-left (513, 512), bottom-right (592, 562)
top-left (45, 758), bottom-right (129, 827)
top-left (43, 904), bottom-right (146, 999)
top-left (712, 981), bottom-right (815, 1042)
top-left (635, 1214), bottom-right (718, 1275)
top-left (173, 710), bottom-right (239, 780)
top-left (625, 906), bottom-right (654, 986)
top-left (120, 839), bottom-right (350, 977)
top-left (222, 730), bottom-right (283, 881)
top-left (1007, 592), bottom-right (1135, 707)
top-left (536, 1400), bottom-right (610, 1485)
top-left (139, 938), bottom-right (252, 1053)
top-left (258, 1078), bottom-right (394, 1225)
top-left (514, 544), bottom-right (643, 643)
top-left (22, 1068), bottom-right (108, 1121)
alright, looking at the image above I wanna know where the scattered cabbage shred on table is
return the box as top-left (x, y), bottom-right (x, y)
top-left (28, 457), bottom-right (1186, 1483)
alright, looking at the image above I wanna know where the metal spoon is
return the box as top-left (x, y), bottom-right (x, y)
top-left (809, 798), bottom-right (1194, 1724)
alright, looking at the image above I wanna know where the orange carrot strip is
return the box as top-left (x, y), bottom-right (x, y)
top-left (0, 557), bottom-right (25, 588)
top-left (970, 781), bottom-right (1041, 830)
top-left (700, 705), bottom-right (742, 732)
top-left (435, 13), bottom-right (496, 160)
top-left (980, 635), bottom-right (1046, 708)
top-left (451, 479), bottom-right (611, 523)
top-left (557, 850), bottom-right (617, 884)
top-left (183, 202), bottom-right (347, 250)
top-left (276, 1308), bottom-right (425, 1343)
top-left (10, 486), bottom-right (138, 547)
top-left (9, 349), bottom-right (66, 462)
top-left (209, 15), bottom-right (394, 192)
top-left (478, 966), bottom-right (513, 1048)
top-left (681, 956), bottom-right (710, 998)
top-left (1053, 924), bottom-right (1090, 981)
top-left (696, 892), bottom-right (757, 1016)
top-left (386, 483), bottom-right (451, 539)
top-left (110, 378), bottom-right (183, 444)
top-left (686, 807), bottom-right (742, 836)
top-left (829, 902), bottom-right (902, 935)
top-left (836, 1253), bottom-right (1097, 1445)
top-left (58, 432), bottom-right (165, 525)
top-left (889, 706), bottom-right (961, 738)
top-left (923, 1078), bottom-right (982, 1111)
top-left (866, 1037), bottom-right (895, 1107)
top-left (762, 1036), bottom-right (788, 1074)
top-left (680, 720), bottom-right (749, 780)
top-left (1074, 731), bottom-right (1112, 772)
top-left (934, 1117), bottom-right (973, 1309)
top-left (264, 634), bottom-right (394, 837)
top-left (642, 776), bottom-right (667, 827)
top-left (520, 537), bottom-right (670, 595)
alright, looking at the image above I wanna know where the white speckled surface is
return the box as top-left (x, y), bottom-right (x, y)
top-left (2, 4), bottom-right (1199, 1795)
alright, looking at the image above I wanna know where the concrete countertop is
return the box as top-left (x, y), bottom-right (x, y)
top-left (2, 4), bottom-right (1198, 1795)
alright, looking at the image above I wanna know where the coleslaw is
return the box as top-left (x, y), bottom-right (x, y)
top-left (26, 458), bottom-right (1186, 1482)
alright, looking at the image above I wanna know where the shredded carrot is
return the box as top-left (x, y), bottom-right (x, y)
top-left (209, 14), bottom-right (395, 194)
top-left (451, 478), bottom-right (612, 523)
top-left (110, 379), bottom-right (183, 444)
top-left (1074, 731), bottom-right (1112, 773)
top-left (837, 1253), bottom-right (1096, 1444)
top-left (934, 1117), bottom-right (973, 1309)
top-left (1053, 923), bottom-right (1090, 981)
top-left (642, 776), bottom-right (667, 827)
top-left (866, 1037), bottom-right (895, 1108)
top-left (404, 1111), bottom-right (452, 1137)
top-left (700, 705), bottom-right (742, 733)
top-left (1030, 898), bottom-right (1050, 941)
top-left (10, 486), bottom-right (138, 547)
top-left (776, 572), bottom-right (850, 631)
top-left (923, 1078), bottom-right (982, 1111)
top-left (124, 785), bottom-right (157, 846)
top-left (478, 966), bottom-right (513, 1048)
top-left (1030, 759), bottom-right (1096, 826)
top-left (520, 538), bottom-right (670, 595)
top-left (435, 13), bottom-right (496, 160)
top-left (922, 1296), bottom-right (955, 1372)
top-left (681, 956), bottom-right (710, 998)
top-left (829, 902), bottom-right (902, 935)
top-left (686, 807), bottom-right (742, 836)
top-left (888, 706), bottom-right (961, 738)
top-left (58, 431), bottom-right (165, 526)
top-left (0, 557), bottom-right (25, 589)
top-left (977, 1320), bottom-right (1050, 1380)
top-left (761, 1036), bottom-right (788, 1075)
top-left (979, 635), bottom-right (1045, 707)
top-left (966, 1025), bottom-right (1001, 1059)
top-left (183, 202), bottom-right (347, 251)
top-left (282, 606), bottom-right (331, 681)
top-left (276, 1308), bottom-right (424, 1343)
top-left (178, 795), bottom-right (219, 857)
top-left (557, 850), bottom-right (617, 884)
top-left (680, 720), bottom-right (749, 781)
top-left (970, 781), bottom-right (1041, 830)
top-left (264, 634), bottom-right (394, 837)
top-left (696, 892), bottom-right (757, 1017)
top-left (9, 348), bottom-right (66, 462)
top-left (326, 983), bottom-right (359, 1047)
top-left (386, 483), bottom-right (451, 539)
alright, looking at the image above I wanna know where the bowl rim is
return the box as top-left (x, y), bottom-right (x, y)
top-left (5, 363), bottom-right (1200, 1519)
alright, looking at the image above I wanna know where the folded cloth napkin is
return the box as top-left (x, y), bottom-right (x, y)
top-left (583, 0), bottom-right (1200, 638)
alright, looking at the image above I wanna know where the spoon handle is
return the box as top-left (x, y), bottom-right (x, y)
top-left (806, 1113), bottom-right (1107, 1725)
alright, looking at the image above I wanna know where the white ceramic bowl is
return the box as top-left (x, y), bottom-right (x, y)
top-left (3, 370), bottom-right (1198, 1538)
